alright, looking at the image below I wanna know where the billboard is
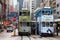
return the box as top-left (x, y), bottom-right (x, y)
top-left (7, 12), bottom-right (18, 23)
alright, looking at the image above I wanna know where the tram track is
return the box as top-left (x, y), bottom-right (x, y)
top-left (21, 36), bottom-right (31, 40)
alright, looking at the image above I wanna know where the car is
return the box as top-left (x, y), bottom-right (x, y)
top-left (7, 26), bottom-right (13, 32)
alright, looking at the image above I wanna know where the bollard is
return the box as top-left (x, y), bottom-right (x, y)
top-left (13, 29), bottom-right (16, 36)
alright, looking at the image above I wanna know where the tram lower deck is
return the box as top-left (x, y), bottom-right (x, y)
top-left (18, 22), bottom-right (38, 36)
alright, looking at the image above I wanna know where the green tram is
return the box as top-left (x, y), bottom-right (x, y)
top-left (18, 10), bottom-right (31, 36)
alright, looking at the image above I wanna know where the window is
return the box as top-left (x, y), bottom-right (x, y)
top-left (50, 22), bottom-right (53, 27)
top-left (19, 12), bottom-right (30, 16)
top-left (42, 22), bottom-right (45, 27)
top-left (51, 11), bottom-right (52, 14)
top-left (19, 12), bottom-right (22, 16)
top-left (45, 11), bottom-right (50, 15)
top-left (42, 11), bottom-right (50, 15)
top-left (42, 11), bottom-right (44, 15)
top-left (27, 22), bottom-right (30, 26)
top-left (57, 12), bottom-right (59, 14)
top-left (46, 22), bottom-right (49, 27)
top-left (57, 4), bottom-right (59, 7)
top-left (27, 12), bottom-right (30, 16)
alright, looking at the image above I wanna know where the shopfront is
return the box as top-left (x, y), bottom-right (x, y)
top-left (55, 19), bottom-right (60, 32)
top-left (57, 22), bottom-right (60, 32)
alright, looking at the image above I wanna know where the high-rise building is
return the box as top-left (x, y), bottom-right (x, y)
top-left (18, 0), bottom-right (30, 10)
top-left (54, 0), bottom-right (60, 32)
top-left (17, 0), bottom-right (24, 10)
top-left (50, 0), bottom-right (56, 13)
top-left (22, 0), bottom-right (30, 10)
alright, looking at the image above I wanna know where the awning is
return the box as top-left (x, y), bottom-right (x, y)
top-left (54, 19), bottom-right (60, 22)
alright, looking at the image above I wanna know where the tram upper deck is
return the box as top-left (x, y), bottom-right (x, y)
top-left (35, 7), bottom-right (54, 17)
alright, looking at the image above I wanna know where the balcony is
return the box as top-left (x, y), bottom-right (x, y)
top-left (52, 0), bottom-right (56, 4)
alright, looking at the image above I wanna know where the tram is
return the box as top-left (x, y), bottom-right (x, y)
top-left (18, 10), bottom-right (31, 36)
top-left (36, 7), bottom-right (54, 36)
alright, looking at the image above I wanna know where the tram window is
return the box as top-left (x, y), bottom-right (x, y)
top-left (19, 12), bottom-right (27, 16)
top-left (19, 12), bottom-right (22, 16)
top-left (51, 11), bottom-right (52, 14)
top-left (20, 22), bottom-right (22, 27)
top-left (42, 11), bottom-right (50, 15)
top-left (42, 11), bottom-right (44, 15)
top-left (27, 12), bottom-right (30, 16)
top-left (46, 22), bottom-right (49, 27)
top-left (23, 22), bottom-right (27, 26)
top-left (42, 22), bottom-right (45, 27)
top-left (27, 22), bottom-right (30, 26)
top-left (19, 12), bottom-right (30, 16)
top-left (22, 12), bottom-right (26, 16)
top-left (50, 22), bottom-right (53, 27)
top-left (46, 11), bottom-right (50, 15)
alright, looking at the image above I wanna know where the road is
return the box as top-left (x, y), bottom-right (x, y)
top-left (0, 30), bottom-right (60, 40)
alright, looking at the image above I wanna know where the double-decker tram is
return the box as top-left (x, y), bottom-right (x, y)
top-left (36, 7), bottom-right (54, 36)
top-left (18, 10), bottom-right (31, 36)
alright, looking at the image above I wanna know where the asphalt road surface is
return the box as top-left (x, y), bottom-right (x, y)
top-left (0, 30), bottom-right (60, 40)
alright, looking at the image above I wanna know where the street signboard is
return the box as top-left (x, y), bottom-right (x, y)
top-left (7, 12), bottom-right (18, 23)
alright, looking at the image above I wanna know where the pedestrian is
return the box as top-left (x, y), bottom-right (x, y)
top-left (32, 23), bottom-right (36, 35)
top-left (56, 23), bottom-right (58, 36)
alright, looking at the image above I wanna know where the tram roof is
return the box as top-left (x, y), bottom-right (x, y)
top-left (35, 8), bottom-right (54, 17)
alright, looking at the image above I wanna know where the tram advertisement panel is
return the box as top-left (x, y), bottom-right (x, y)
top-left (19, 16), bottom-right (30, 22)
top-left (41, 15), bottom-right (53, 22)
top-left (19, 26), bottom-right (31, 33)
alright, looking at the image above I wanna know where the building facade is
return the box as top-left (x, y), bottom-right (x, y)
top-left (50, 0), bottom-right (56, 13)
top-left (54, 0), bottom-right (60, 32)
top-left (0, 0), bottom-right (6, 21)
top-left (56, 0), bottom-right (60, 18)
top-left (22, 0), bottom-right (30, 10)
top-left (17, 0), bottom-right (24, 10)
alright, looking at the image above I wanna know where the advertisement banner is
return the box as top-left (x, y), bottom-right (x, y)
top-left (19, 16), bottom-right (30, 22)
top-left (41, 15), bottom-right (53, 22)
